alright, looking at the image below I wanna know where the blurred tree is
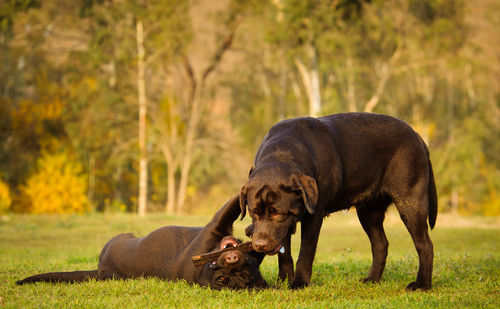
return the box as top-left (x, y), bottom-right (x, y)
top-left (45, 0), bottom-right (138, 212)
top-left (63, 0), bottom-right (190, 213)
top-left (149, 0), bottom-right (245, 214)
top-left (0, 0), bottom-right (71, 209)
top-left (0, 0), bottom-right (498, 216)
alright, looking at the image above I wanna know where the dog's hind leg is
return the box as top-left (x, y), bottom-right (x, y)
top-left (394, 189), bottom-right (434, 291)
top-left (356, 195), bottom-right (392, 283)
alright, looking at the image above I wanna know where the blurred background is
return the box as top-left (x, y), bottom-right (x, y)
top-left (0, 0), bottom-right (499, 217)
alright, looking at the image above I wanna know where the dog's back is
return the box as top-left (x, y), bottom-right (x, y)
top-left (97, 227), bottom-right (203, 280)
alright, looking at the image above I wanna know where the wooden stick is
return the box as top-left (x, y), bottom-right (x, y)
top-left (191, 241), bottom-right (253, 266)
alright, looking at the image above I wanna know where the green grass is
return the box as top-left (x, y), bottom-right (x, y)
top-left (1, 211), bottom-right (499, 308)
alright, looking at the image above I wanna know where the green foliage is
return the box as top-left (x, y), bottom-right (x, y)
top-left (0, 0), bottom-right (498, 215)
top-left (21, 150), bottom-right (89, 214)
top-left (433, 116), bottom-right (500, 216)
top-left (0, 0), bottom-right (40, 33)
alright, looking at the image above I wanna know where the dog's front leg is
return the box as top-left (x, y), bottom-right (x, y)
top-left (278, 233), bottom-right (293, 282)
top-left (291, 214), bottom-right (323, 289)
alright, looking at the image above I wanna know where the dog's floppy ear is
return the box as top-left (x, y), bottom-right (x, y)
top-left (239, 186), bottom-right (248, 220)
top-left (292, 174), bottom-right (318, 215)
top-left (245, 224), bottom-right (253, 238)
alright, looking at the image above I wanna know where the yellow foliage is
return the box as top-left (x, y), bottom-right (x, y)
top-left (85, 77), bottom-right (97, 90)
top-left (41, 98), bottom-right (64, 119)
top-left (483, 190), bottom-right (500, 216)
top-left (0, 180), bottom-right (12, 214)
top-left (22, 151), bottom-right (90, 214)
top-left (479, 155), bottom-right (500, 216)
top-left (412, 120), bottom-right (436, 144)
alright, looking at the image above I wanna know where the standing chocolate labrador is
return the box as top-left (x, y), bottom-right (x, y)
top-left (17, 196), bottom-right (267, 290)
top-left (240, 113), bottom-right (437, 290)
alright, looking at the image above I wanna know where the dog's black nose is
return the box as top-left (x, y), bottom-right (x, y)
top-left (225, 251), bottom-right (240, 265)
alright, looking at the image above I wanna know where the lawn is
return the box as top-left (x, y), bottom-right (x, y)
top-left (1, 211), bottom-right (499, 308)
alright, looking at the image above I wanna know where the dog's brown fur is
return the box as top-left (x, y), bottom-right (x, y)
top-left (240, 113), bottom-right (437, 290)
top-left (17, 197), bottom-right (267, 290)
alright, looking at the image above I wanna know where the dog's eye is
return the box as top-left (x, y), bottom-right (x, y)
top-left (215, 275), bottom-right (227, 284)
top-left (268, 207), bottom-right (286, 220)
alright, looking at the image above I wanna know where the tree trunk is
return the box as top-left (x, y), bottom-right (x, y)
top-left (295, 43), bottom-right (321, 117)
top-left (346, 55), bottom-right (357, 112)
top-left (176, 89), bottom-right (200, 214)
top-left (465, 64), bottom-right (476, 107)
top-left (308, 45), bottom-right (321, 117)
top-left (176, 29), bottom-right (236, 214)
top-left (166, 157), bottom-right (176, 214)
top-left (136, 19), bottom-right (148, 217)
top-left (363, 64), bottom-right (388, 113)
top-left (364, 45), bottom-right (402, 113)
top-left (279, 54), bottom-right (287, 120)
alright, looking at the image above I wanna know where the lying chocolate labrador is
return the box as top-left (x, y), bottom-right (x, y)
top-left (240, 113), bottom-right (437, 290)
top-left (17, 196), bottom-right (267, 290)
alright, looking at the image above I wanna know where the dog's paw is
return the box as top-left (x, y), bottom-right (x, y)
top-left (360, 277), bottom-right (379, 284)
top-left (405, 281), bottom-right (431, 291)
top-left (278, 266), bottom-right (294, 283)
top-left (290, 280), bottom-right (309, 289)
top-left (278, 273), bottom-right (293, 283)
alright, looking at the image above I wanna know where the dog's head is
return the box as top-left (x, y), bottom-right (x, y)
top-left (206, 236), bottom-right (267, 290)
top-left (239, 168), bottom-right (318, 254)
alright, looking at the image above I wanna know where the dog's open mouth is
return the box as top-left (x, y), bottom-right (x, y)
top-left (221, 238), bottom-right (238, 250)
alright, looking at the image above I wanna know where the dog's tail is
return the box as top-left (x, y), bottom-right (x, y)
top-left (16, 270), bottom-right (99, 285)
top-left (425, 145), bottom-right (438, 230)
